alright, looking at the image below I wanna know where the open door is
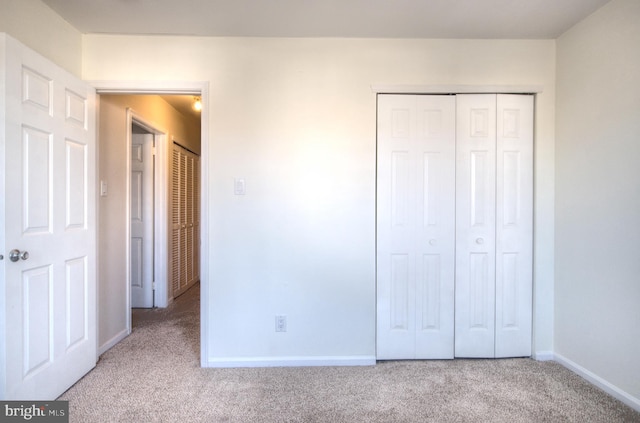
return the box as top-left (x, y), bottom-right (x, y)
top-left (1, 34), bottom-right (97, 399)
top-left (131, 129), bottom-right (155, 308)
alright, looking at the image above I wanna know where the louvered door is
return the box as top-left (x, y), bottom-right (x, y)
top-left (171, 143), bottom-right (200, 298)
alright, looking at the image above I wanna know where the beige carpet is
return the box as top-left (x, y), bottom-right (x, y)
top-left (60, 284), bottom-right (640, 422)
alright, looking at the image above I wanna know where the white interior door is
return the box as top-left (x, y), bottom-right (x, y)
top-left (131, 132), bottom-right (154, 308)
top-left (455, 94), bottom-right (498, 358)
top-left (377, 94), bottom-right (455, 359)
top-left (1, 34), bottom-right (96, 399)
top-left (495, 94), bottom-right (533, 357)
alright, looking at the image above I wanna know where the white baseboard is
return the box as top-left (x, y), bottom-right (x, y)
top-left (205, 355), bottom-right (376, 368)
top-left (533, 351), bottom-right (554, 361)
top-left (97, 328), bottom-right (129, 356)
top-left (554, 353), bottom-right (640, 412)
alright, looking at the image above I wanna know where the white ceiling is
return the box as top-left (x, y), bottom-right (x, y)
top-left (41, 0), bottom-right (610, 39)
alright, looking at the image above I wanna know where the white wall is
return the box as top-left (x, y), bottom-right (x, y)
top-left (83, 36), bottom-right (556, 365)
top-left (0, 0), bottom-right (82, 76)
top-left (555, 0), bottom-right (640, 404)
top-left (97, 94), bottom-right (200, 353)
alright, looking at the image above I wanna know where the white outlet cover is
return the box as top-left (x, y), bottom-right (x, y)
top-left (275, 315), bottom-right (287, 332)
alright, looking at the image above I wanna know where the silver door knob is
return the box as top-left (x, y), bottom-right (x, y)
top-left (9, 249), bottom-right (29, 262)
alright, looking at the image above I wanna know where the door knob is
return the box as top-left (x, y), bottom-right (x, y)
top-left (9, 249), bottom-right (29, 262)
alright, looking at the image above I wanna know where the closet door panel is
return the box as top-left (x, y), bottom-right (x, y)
top-left (377, 95), bottom-right (417, 359)
top-left (171, 144), bottom-right (200, 298)
top-left (414, 95), bottom-right (455, 359)
top-left (377, 95), bottom-right (455, 359)
top-left (171, 147), bottom-right (182, 295)
top-left (495, 94), bottom-right (534, 357)
top-left (179, 149), bottom-right (188, 293)
top-left (455, 94), bottom-right (497, 358)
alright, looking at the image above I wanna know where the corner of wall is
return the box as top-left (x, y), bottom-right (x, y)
top-left (0, 0), bottom-right (82, 76)
top-left (555, 353), bottom-right (640, 412)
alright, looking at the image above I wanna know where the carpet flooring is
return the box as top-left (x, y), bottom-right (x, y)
top-left (59, 284), bottom-right (640, 422)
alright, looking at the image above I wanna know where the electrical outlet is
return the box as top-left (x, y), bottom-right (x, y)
top-left (275, 315), bottom-right (287, 332)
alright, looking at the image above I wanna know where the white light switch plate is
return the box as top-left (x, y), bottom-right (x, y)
top-left (234, 178), bottom-right (245, 195)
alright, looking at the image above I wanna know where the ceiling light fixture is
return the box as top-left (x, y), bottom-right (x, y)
top-left (193, 96), bottom-right (202, 112)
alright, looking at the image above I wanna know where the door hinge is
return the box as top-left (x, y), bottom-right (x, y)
top-left (152, 147), bottom-right (157, 156)
top-left (152, 281), bottom-right (156, 290)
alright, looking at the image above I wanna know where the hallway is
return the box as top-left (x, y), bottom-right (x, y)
top-left (132, 282), bottom-right (200, 332)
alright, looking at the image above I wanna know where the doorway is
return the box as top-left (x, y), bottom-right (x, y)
top-left (130, 121), bottom-right (158, 308)
top-left (95, 86), bottom-right (208, 366)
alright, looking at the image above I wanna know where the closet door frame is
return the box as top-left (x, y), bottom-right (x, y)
top-left (374, 88), bottom-right (537, 360)
top-left (125, 109), bottom-right (171, 312)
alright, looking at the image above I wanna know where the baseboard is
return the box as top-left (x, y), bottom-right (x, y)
top-left (97, 328), bottom-right (129, 356)
top-left (533, 351), bottom-right (554, 361)
top-left (205, 355), bottom-right (376, 368)
top-left (554, 353), bottom-right (640, 412)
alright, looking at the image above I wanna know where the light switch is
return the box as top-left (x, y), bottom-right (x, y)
top-left (234, 178), bottom-right (245, 195)
top-left (100, 180), bottom-right (108, 197)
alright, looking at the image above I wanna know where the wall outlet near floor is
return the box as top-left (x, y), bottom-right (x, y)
top-left (275, 315), bottom-right (287, 332)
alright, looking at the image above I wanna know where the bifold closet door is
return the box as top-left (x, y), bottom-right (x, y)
top-left (454, 94), bottom-right (533, 358)
top-left (454, 94), bottom-right (498, 358)
top-left (377, 94), bottom-right (456, 359)
top-left (171, 143), bottom-right (201, 299)
top-left (494, 94), bottom-right (533, 357)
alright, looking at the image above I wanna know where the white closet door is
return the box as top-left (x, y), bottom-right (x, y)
top-left (495, 94), bottom-right (533, 357)
top-left (377, 94), bottom-right (455, 359)
top-left (455, 94), bottom-right (497, 358)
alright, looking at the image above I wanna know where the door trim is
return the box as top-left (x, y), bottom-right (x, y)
top-left (370, 84), bottom-right (543, 94)
top-left (92, 80), bottom-right (210, 367)
top-left (128, 109), bottom-right (168, 310)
